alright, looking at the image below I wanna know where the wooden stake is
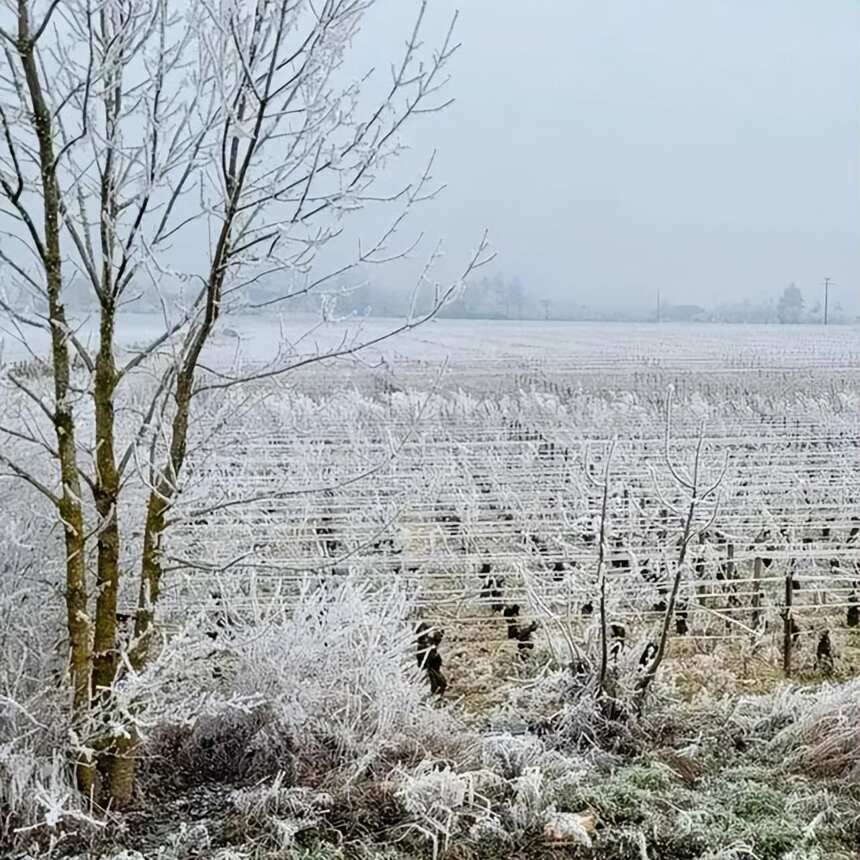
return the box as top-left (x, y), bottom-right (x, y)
top-left (751, 557), bottom-right (762, 630)
top-left (783, 568), bottom-right (794, 677)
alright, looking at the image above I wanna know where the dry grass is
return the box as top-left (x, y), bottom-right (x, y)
top-left (773, 679), bottom-right (860, 781)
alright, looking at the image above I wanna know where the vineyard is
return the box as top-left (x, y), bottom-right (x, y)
top-left (163, 322), bottom-right (860, 698)
top-left (4, 320), bottom-right (860, 858)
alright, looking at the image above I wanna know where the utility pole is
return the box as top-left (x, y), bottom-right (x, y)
top-left (823, 278), bottom-right (832, 325)
top-left (656, 289), bottom-right (661, 323)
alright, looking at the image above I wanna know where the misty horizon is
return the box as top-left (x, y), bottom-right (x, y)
top-left (354, 1), bottom-right (859, 313)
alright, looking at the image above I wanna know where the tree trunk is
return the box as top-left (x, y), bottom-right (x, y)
top-left (92, 310), bottom-right (123, 792)
top-left (132, 492), bottom-right (168, 669)
top-left (105, 734), bottom-right (137, 810)
top-left (92, 33), bottom-right (125, 791)
top-left (120, 263), bottom-right (224, 801)
top-left (121, 53), bottom-right (240, 798)
top-left (106, 489), bottom-right (169, 808)
top-left (91, 289), bottom-right (119, 697)
top-left (60, 495), bottom-right (93, 794)
top-left (16, 12), bottom-right (93, 792)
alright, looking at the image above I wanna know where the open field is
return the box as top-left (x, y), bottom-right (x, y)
top-left (4, 312), bottom-right (860, 365)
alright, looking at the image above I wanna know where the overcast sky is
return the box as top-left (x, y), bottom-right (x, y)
top-left (355, 1), bottom-right (859, 311)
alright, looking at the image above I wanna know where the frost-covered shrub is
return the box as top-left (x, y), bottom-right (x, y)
top-left (467, 814), bottom-right (510, 845)
top-left (163, 821), bottom-right (213, 858)
top-left (228, 775), bottom-right (331, 851)
top-left (396, 761), bottom-right (496, 859)
top-left (557, 759), bottom-right (846, 860)
top-left (695, 846), bottom-right (761, 860)
top-left (134, 577), bottom-right (470, 795)
top-left (399, 763), bottom-right (469, 821)
top-left (396, 743), bottom-right (595, 856)
top-left (148, 708), bottom-right (295, 787)
top-left (721, 679), bottom-right (860, 779)
top-left (212, 578), bottom-right (468, 780)
top-left (507, 765), bottom-right (547, 830)
top-left (771, 679), bottom-right (860, 781)
top-left (0, 745), bottom-right (99, 846)
top-left (542, 809), bottom-right (595, 847)
top-left (98, 852), bottom-right (146, 860)
top-left (480, 733), bottom-right (545, 780)
top-left (729, 685), bottom-right (817, 737)
top-left (107, 609), bottom-right (263, 735)
top-left (490, 665), bottom-right (656, 752)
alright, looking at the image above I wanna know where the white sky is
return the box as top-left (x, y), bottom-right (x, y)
top-left (352, 0), bottom-right (860, 311)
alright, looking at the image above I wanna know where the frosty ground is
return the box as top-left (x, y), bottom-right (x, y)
top-left (4, 313), bottom-right (859, 365)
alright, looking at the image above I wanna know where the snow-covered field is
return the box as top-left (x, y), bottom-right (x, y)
top-left (3, 311), bottom-right (859, 368)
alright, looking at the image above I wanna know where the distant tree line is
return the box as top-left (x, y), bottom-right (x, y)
top-left (433, 279), bottom-right (852, 325)
top-left (80, 272), bottom-right (851, 325)
top-left (702, 283), bottom-right (848, 325)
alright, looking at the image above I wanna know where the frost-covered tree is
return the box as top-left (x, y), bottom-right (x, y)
top-left (777, 283), bottom-right (804, 324)
top-left (0, 0), bottom-right (489, 807)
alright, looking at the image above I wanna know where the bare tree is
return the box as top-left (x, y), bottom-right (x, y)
top-left (633, 391), bottom-right (726, 710)
top-left (0, 0), bottom-right (490, 806)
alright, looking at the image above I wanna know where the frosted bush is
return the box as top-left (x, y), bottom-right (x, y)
top-left (214, 577), bottom-right (467, 779)
top-left (696, 846), bottom-right (758, 860)
top-left (0, 745), bottom-right (99, 840)
top-left (480, 732), bottom-right (545, 780)
top-left (727, 683), bottom-right (845, 745)
top-left (107, 612), bottom-right (263, 735)
top-left (771, 679), bottom-right (860, 780)
top-left (543, 809), bottom-right (595, 847)
top-left (467, 814), bottom-right (510, 844)
top-left (229, 775), bottom-right (331, 851)
top-left (508, 765), bottom-right (547, 829)
top-left (488, 668), bottom-right (573, 734)
top-left (492, 666), bottom-right (643, 751)
top-left (154, 707), bottom-right (294, 786)
top-left (396, 761), bottom-right (495, 860)
top-left (728, 687), bottom-right (806, 732)
top-left (399, 763), bottom-right (469, 820)
top-left (534, 749), bottom-right (593, 799)
top-left (59, 853), bottom-right (146, 860)
top-left (134, 577), bottom-right (467, 791)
